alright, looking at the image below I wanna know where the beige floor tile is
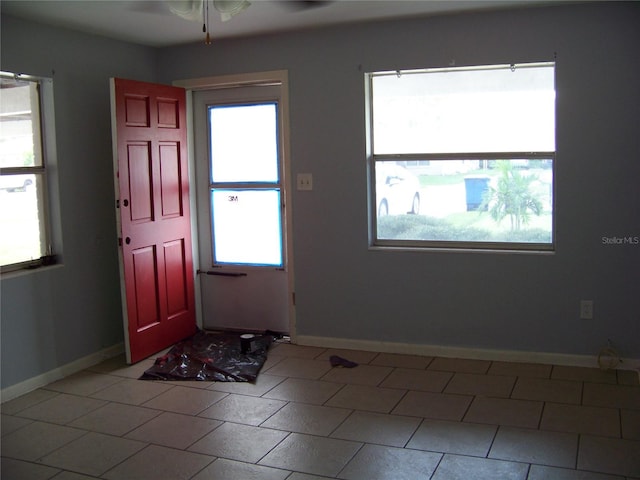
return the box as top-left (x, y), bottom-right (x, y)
top-left (126, 411), bottom-right (222, 449)
top-left (262, 377), bottom-right (344, 405)
top-left (264, 357), bottom-right (333, 379)
top-left (269, 343), bottom-right (327, 358)
top-left (69, 402), bottom-right (161, 436)
top-left (324, 384), bottom-right (406, 413)
top-left (198, 393), bottom-right (286, 425)
top-left (432, 454), bottom-right (528, 480)
top-left (287, 474), bottom-right (335, 480)
top-left (1, 413), bottom-right (33, 436)
top-left (262, 402), bottom-right (351, 436)
top-left (528, 464), bottom-right (627, 479)
top-left (392, 391), bottom-right (472, 421)
top-left (103, 444), bottom-right (214, 480)
top-left (89, 378), bottom-right (174, 405)
top-left (163, 379), bottom-right (213, 389)
top-left (142, 385), bottom-right (227, 414)
top-left (89, 354), bottom-right (155, 379)
top-left (42, 472), bottom-right (99, 480)
top-left (17, 392), bottom-right (107, 424)
top-left (489, 426), bottom-right (578, 468)
top-left (0, 457), bottom-right (60, 480)
top-left (5, 344), bottom-right (638, 480)
top-left (551, 366), bottom-right (617, 384)
top-left (192, 458), bottom-right (290, 480)
top-left (429, 357), bottom-right (491, 374)
top-left (315, 348), bottom-right (379, 365)
top-left (339, 443), bottom-right (441, 480)
top-left (208, 373), bottom-right (285, 396)
top-left (617, 369), bottom-right (640, 386)
top-left (43, 370), bottom-right (123, 396)
top-left (464, 397), bottom-right (543, 428)
top-left (488, 361), bottom-right (552, 378)
top-left (578, 435), bottom-right (640, 477)
top-left (444, 373), bottom-right (516, 398)
top-left (0, 388), bottom-right (59, 415)
top-left (622, 408), bottom-right (640, 440)
top-left (39, 432), bottom-right (147, 476)
top-left (331, 410), bottom-right (420, 447)
top-left (0, 421), bottom-right (86, 461)
top-left (259, 433), bottom-right (361, 477)
top-left (407, 419), bottom-right (497, 456)
top-left (370, 352), bottom-right (434, 369)
top-left (189, 421), bottom-right (288, 462)
top-left (540, 403), bottom-right (620, 437)
top-left (321, 364), bottom-right (393, 386)
top-left (379, 367), bottom-right (452, 392)
top-left (511, 377), bottom-right (582, 404)
top-left (583, 383), bottom-right (640, 409)
top-left (262, 354), bottom-right (286, 371)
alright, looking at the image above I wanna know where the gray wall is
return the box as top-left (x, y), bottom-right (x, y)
top-left (158, 3), bottom-right (640, 357)
top-left (1, 2), bottom-right (638, 391)
top-left (0, 16), bottom-right (157, 389)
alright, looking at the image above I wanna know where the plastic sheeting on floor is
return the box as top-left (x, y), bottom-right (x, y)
top-left (139, 330), bottom-right (273, 382)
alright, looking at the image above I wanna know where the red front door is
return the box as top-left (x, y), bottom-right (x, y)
top-left (111, 78), bottom-right (196, 363)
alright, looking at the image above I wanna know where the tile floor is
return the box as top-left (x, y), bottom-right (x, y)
top-left (2, 341), bottom-right (639, 479)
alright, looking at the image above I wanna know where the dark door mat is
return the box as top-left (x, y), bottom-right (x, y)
top-left (139, 330), bottom-right (273, 382)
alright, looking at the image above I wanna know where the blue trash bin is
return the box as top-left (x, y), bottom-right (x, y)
top-left (464, 176), bottom-right (490, 211)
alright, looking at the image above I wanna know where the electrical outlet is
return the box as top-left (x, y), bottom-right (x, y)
top-left (580, 300), bottom-right (593, 319)
top-left (297, 173), bottom-right (313, 191)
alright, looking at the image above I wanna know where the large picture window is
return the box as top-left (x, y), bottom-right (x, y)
top-left (367, 62), bottom-right (555, 251)
top-left (0, 72), bottom-right (58, 271)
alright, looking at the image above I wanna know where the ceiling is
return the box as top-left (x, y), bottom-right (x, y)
top-left (1, 0), bottom-right (554, 48)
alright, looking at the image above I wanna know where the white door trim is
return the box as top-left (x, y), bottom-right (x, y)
top-left (174, 70), bottom-right (296, 340)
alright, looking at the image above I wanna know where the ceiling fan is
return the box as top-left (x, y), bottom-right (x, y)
top-left (166, 0), bottom-right (332, 43)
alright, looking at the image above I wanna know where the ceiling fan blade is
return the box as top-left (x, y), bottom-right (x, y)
top-left (167, 0), bottom-right (203, 22)
top-left (213, 0), bottom-right (251, 21)
top-left (279, 0), bottom-right (333, 11)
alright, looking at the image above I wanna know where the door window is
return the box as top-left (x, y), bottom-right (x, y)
top-left (208, 102), bottom-right (283, 267)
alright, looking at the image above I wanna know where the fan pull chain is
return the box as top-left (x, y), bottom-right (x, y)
top-left (204, 0), bottom-right (212, 44)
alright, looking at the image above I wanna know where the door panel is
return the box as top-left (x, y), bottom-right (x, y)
top-left (164, 239), bottom-right (189, 316)
top-left (132, 245), bottom-right (160, 330)
top-left (201, 269), bottom-right (289, 332)
top-left (111, 78), bottom-right (196, 363)
top-left (159, 144), bottom-right (182, 217)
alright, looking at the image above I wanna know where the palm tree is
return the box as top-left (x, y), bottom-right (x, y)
top-left (483, 161), bottom-right (543, 231)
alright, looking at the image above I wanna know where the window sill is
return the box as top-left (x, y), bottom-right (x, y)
top-left (368, 245), bottom-right (556, 256)
top-left (1, 260), bottom-right (64, 279)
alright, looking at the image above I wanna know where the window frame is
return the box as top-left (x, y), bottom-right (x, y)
top-left (366, 62), bottom-right (556, 252)
top-left (1, 71), bottom-right (59, 273)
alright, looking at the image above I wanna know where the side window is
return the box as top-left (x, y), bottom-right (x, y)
top-left (0, 72), bottom-right (59, 271)
top-left (367, 62), bottom-right (556, 251)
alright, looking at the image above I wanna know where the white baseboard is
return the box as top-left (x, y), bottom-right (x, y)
top-left (1, 343), bottom-right (124, 404)
top-left (295, 334), bottom-right (640, 374)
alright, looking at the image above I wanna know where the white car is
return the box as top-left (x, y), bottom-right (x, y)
top-left (0, 174), bottom-right (33, 192)
top-left (376, 163), bottom-right (421, 217)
